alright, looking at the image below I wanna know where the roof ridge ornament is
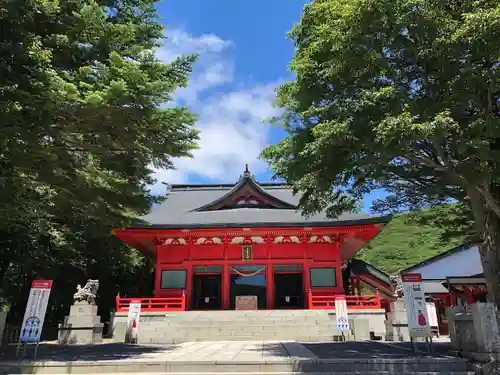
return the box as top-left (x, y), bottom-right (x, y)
top-left (243, 163), bottom-right (252, 178)
top-left (239, 163), bottom-right (255, 181)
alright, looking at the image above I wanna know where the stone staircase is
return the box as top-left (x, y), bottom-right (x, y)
top-left (137, 310), bottom-right (341, 344)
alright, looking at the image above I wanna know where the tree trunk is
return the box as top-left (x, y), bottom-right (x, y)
top-left (478, 210), bottom-right (500, 306)
top-left (469, 190), bottom-right (500, 306)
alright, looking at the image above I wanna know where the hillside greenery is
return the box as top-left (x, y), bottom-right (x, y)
top-left (357, 204), bottom-right (476, 275)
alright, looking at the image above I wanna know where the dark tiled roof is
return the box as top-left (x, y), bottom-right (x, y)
top-left (349, 259), bottom-right (391, 285)
top-left (139, 182), bottom-right (390, 228)
top-left (421, 280), bottom-right (450, 294)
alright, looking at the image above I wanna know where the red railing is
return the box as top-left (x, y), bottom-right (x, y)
top-left (116, 291), bottom-right (186, 312)
top-left (308, 292), bottom-right (381, 310)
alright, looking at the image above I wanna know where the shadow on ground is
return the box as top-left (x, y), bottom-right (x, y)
top-left (0, 342), bottom-right (176, 362)
top-left (252, 341), bottom-right (454, 360)
top-left (247, 341), bottom-right (462, 374)
top-left (301, 341), bottom-right (453, 359)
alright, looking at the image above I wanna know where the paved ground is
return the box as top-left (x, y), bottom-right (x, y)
top-left (303, 340), bottom-right (453, 359)
top-left (0, 340), bottom-right (454, 363)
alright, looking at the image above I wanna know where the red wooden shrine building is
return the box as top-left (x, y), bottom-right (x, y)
top-left (114, 167), bottom-right (392, 312)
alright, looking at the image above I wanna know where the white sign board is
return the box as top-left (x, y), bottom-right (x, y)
top-left (426, 302), bottom-right (439, 328)
top-left (127, 300), bottom-right (142, 334)
top-left (402, 274), bottom-right (431, 338)
top-left (19, 280), bottom-right (53, 343)
top-left (335, 296), bottom-right (350, 333)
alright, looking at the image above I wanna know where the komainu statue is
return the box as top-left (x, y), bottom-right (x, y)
top-left (73, 279), bottom-right (99, 305)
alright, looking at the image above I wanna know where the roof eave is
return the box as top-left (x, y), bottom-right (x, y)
top-left (127, 214), bottom-right (392, 230)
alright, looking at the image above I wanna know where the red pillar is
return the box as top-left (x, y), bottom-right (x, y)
top-left (185, 265), bottom-right (193, 310)
top-left (266, 263), bottom-right (274, 309)
top-left (304, 264), bottom-right (311, 308)
top-left (154, 246), bottom-right (161, 297)
top-left (222, 264), bottom-right (230, 309)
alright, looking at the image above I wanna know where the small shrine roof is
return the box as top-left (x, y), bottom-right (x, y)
top-left (349, 259), bottom-right (392, 286)
top-left (139, 168), bottom-right (390, 229)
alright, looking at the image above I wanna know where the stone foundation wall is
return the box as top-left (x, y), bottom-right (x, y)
top-left (113, 309), bottom-right (386, 344)
top-left (447, 302), bottom-right (500, 363)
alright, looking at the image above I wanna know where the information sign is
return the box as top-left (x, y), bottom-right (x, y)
top-left (127, 300), bottom-right (141, 331)
top-left (235, 295), bottom-right (258, 310)
top-left (19, 280), bottom-right (53, 343)
top-left (334, 296), bottom-right (350, 333)
top-left (402, 273), bottom-right (431, 338)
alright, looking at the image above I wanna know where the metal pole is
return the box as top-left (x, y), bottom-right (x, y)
top-left (34, 342), bottom-right (40, 359)
top-left (15, 341), bottom-right (21, 357)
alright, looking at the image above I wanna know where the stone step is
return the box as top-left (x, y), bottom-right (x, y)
top-left (31, 373), bottom-right (476, 375)
top-left (139, 324), bottom-right (338, 331)
top-left (142, 332), bottom-right (336, 338)
top-left (0, 358), bottom-right (470, 374)
top-left (147, 319), bottom-right (336, 324)
top-left (160, 327), bottom-right (337, 332)
top-left (159, 314), bottom-right (339, 320)
top-left (139, 336), bottom-right (337, 344)
top-left (146, 319), bottom-right (336, 327)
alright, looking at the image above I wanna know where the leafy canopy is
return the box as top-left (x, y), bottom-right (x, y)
top-left (262, 0), bottom-right (500, 220)
top-left (0, 0), bottom-right (199, 328)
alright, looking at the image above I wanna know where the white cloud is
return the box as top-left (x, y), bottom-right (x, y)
top-left (157, 29), bottom-right (232, 63)
top-left (157, 29), bottom-right (234, 105)
top-left (151, 29), bottom-right (282, 192)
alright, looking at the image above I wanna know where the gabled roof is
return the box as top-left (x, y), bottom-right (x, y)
top-left (194, 167), bottom-right (297, 211)
top-left (349, 259), bottom-right (391, 286)
top-left (401, 242), bottom-right (483, 280)
top-left (138, 167), bottom-right (390, 228)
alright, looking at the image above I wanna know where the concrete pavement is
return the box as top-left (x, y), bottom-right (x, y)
top-left (0, 340), bottom-right (470, 374)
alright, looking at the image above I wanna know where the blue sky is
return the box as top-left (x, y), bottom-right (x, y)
top-left (152, 0), bottom-right (386, 212)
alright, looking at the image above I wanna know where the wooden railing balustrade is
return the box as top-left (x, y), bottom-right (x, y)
top-left (308, 292), bottom-right (381, 310)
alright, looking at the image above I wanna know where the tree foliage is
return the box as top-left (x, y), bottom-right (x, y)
top-left (262, 0), bottom-right (500, 302)
top-left (0, 0), bottom-right (198, 335)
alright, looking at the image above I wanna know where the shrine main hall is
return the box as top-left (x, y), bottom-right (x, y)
top-left (114, 167), bottom-right (392, 312)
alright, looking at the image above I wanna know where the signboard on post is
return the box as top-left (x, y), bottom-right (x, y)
top-left (402, 273), bottom-right (431, 338)
top-left (19, 280), bottom-right (53, 343)
top-left (335, 296), bottom-right (350, 333)
top-left (127, 300), bottom-right (141, 343)
top-left (235, 296), bottom-right (258, 310)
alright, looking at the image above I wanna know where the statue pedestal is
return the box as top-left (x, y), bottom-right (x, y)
top-left (385, 300), bottom-right (411, 341)
top-left (57, 304), bottom-right (103, 345)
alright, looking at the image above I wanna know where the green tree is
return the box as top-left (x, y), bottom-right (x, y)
top-left (262, 0), bottom-right (500, 302)
top-left (0, 0), bottom-right (198, 329)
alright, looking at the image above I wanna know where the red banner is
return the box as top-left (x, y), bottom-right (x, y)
top-left (402, 273), bottom-right (422, 282)
top-left (31, 280), bottom-right (53, 289)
